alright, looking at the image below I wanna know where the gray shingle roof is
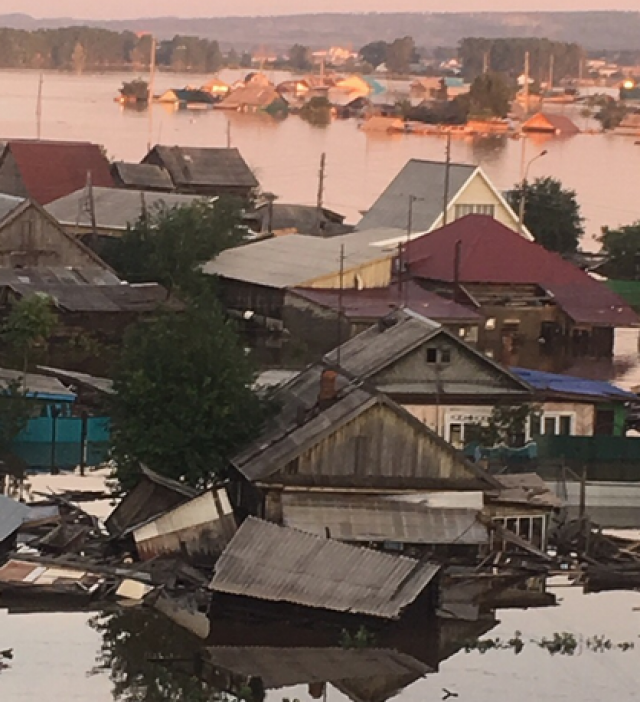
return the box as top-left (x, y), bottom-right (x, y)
top-left (209, 517), bottom-right (440, 619)
top-left (0, 194), bottom-right (24, 224)
top-left (112, 162), bottom-right (174, 190)
top-left (144, 146), bottom-right (258, 189)
top-left (356, 159), bottom-right (477, 233)
top-left (243, 203), bottom-right (350, 236)
top-left (46, 187), bottom-right (205, 231)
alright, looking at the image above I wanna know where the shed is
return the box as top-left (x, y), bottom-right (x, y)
top-left (209, 517), bottom-right (440, 620)
top-left (111, 162), bottom-right (174, 192)
top-left (521, 112), bottom-right (580, 135)
top-left (105, 465), bottom-right (197, 538)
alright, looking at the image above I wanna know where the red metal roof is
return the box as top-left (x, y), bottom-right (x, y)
top-left (522, 112), bottom-right (580, 135)
top-left (291, 281), bottom-right (481, 323)
top-left (4, 140), bottom-right (114, 205)
top-left (405, 215), bottom-right (638, 327)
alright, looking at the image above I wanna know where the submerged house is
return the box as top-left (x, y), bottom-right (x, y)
top-left (157, 89), bottom-right (217, 109)
top-left (142, 145), bottom-right (258, 200)
top-left (521, 112), bottom-right (580, 135)
top-left (356, 159), bottom-right (530, 237)
top-left (217, 85), bottom-right (288, 115)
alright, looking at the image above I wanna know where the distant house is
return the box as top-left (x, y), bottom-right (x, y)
top-left (47, 187), bottom-right (205, 238)
top-left (521, 112), bottom-right (580, 135)
top-left (356, 159), bottom-right (530, 238)
top-left (360, 116), bottom-right (405, 133)
top-left (111, 162), bottom-right (174, 192)
top-left (242, 203), bottom-right (351, 237)
top-left (404, 214), bottom-right (638, 368)
top-left (217, 85), bottom-right (289, 115)
top-left (142, 145), bottom-right (258, 199)
top-left (614, 113), bottom-right (640, 136)
top-left (200, 76), bottom-right (230, 96)
top-left (0, 140), bottom-right (114, 205)
top-left (0, 196), bottom-right (113, 270)
top-left (157, 88), bottom-right (217, 109)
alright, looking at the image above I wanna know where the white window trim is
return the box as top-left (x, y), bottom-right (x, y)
top-left (527, 412), bottom-right (576, 439)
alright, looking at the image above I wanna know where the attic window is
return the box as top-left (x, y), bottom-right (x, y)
top-left (440, 348), bottom-right (451, 363)
top-left (426, 347), bottom-right (451, 364)
top-left (426, 348), bottom-right (438, 364)
top-left (455, 204), bottom-right (496, 219)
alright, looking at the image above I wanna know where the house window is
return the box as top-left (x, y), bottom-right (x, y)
top-left (530, 413), bottom-right (575, 437)
top-left (485, 318), bottom-right (497, 331)
top-left (426, 347), bottom-right (451, 364)
top-left (492, 515), bottom-right (547, 550)
top-left (440, 348), bottom-right (451, 363)
top-left (455, 204), bottom-right (496, 219)
top-left (426, 348), bottom-right (438, 364)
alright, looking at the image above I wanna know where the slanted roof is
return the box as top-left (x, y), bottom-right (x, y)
top-left (512, 367), bottom-right (636, 402)
top-left (2, 140), bottom-right (114, 205)
top-left (522, 112), bottom-right (580, 135)
top-left (218, 84), bottom-right (283, 111)
top-left (111, 162), bottom-right (174, 191)
top-left (171, 88), bottom-right (216, 104)
top-left (0, 194), bottom-right (24, 223)
top-left (281, 493), bottom-right (488, 545)
top-left (491, 473), bottom-right (563, 509)
top-left (0, 494), bottom-right (30, 543)
top-left (38, 366), bottom-right (114, 394)
top-left (356, 159), bottom-right (477, 232)
top-left (209, 517), bottom-right (440, 619)
top-left (46, 187), bottom-right (205, 231)
top-left (0, 367), bottom-right (75, 401)
top-left (406, 215), bottom-right (638, 327)
top-left (143, 145), bottom-right (258, 190)
top-left (243, 203), bottom-right (350, 236)
top-left (204, 229), bottom-right (401, 289)
top-left (291, 282), bottom-right (481, 323)
top-left (0, 266), bottom-right (120, 287)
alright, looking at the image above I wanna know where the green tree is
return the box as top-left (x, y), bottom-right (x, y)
top-left (359, 40), bottom-right (388, 69)
top-left (385, 36), bottom-right (416, 74)
top-left (96, 198), bottom-right (244, 297)
top-left (460, 72), bottom-right (513, 118)
top-left (288, 43), bottom-right (313, 71)
top-left (300, 96), bottom-right (332, 126)
top-left (508, 177), bottom-right (584, 254)
top-left (110, 298), bottom-right (267, 492)
top-left (0, 380), bottom-right (34, 462)
top-left (468, 404), bottom-right (540, 448)
top-left (599, 222), bottom-right (640, 280)
top-left (3, 294), bottom-right (57, 379)
top-left (594, 98), bottom-right (628, 130)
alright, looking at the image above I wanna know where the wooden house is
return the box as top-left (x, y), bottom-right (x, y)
top-left (142, 145), bottom-right (258, 200)
top-left (217, 85), bottom-right (289, 116)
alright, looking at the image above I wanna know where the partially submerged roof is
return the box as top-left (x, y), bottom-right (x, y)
top-left (209, 517), bottom-right (440, 619)
top-left (0, 367), bottom-right (75, 401)
top-left (356, 159), bottom-right (476, 233)
top-left (281, 493), bottom-right (488, 545)
top-left (522, 112), bottom-right (580, 135)
top-left (512, 367), bottom-right (636, 402)
top-left (1, 140), bottom-right (114, 205)
top-left (218, 84), bottom-right (283, 111)
top-left (290, 282), bottom-right (481, 323)
top-left (46, 187), bottom-right (205, 231)
top-left (143, 145), bottom-right (258, 190)
top-left (111, 162), bottom-right (174, 191)
top-left (405, 215), bottom-right (638, 327)
top-left (0, 494), bottom-right (29, 543)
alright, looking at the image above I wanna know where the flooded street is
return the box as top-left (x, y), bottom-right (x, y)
top-left (2, 585), bottom-right (640, 700)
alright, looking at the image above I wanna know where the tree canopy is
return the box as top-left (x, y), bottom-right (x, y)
top-left (359, 36), bottom-right (417, 73)
top-left (109, 297), bottom-right (268, 492)
top-left (459, 72), bottom-right (513, 119)
top-left (599, 222), bottom-right (640, 280)
top-left (508, 177), bottom-right (584, 254)
top-left (288, 43), bottom-right (313, 71)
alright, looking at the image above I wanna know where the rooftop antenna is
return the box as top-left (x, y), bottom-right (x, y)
top-left (147, 34), bottom-right (157, 152)
top-left (442, 133), bottom-right (452, 226)
top-left (226, 120), bottom-right (232, 148)
top-left (36, 73), bottom-right (44, 140)
top-left (523, 50), bottom-right (530, 115)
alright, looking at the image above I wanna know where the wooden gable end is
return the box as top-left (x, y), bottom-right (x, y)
top-left (369, 332), bottom-right (527, 393)
top-left (265, 401), bottom-right (485, 489)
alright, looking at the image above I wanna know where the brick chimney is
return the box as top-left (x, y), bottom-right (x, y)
top-left (318, 369), bottom-right (338, 408)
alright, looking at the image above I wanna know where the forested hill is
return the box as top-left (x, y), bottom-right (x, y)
top-left (1, 11), bottom-right (639, 51)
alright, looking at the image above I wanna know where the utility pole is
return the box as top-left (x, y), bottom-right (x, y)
top-left (226, 120), bottom-right (232, 148)
top-left (523, 50), bottom-right (530, 115)
top-left (316, 152), bottom-right (326, 231)
top-left (483, 50), bottom-right (490, 74)
top-left (442, 133), bottom-right (452, 226)
top-left (86, 171), bottom-right (97, 238)
top-left (549, 54), bottom-right (555, 91)
top-left (336, 244), bottom-right (345, 367)
top-left (36, 73), bottom-right (44, 140)
top-left (147, 35), bottom-right (157, 152)
top-left (404, 194), bottom-right (416, 308)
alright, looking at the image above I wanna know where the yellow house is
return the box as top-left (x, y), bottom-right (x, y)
top-left (356, 158), bottom-right (532, 239)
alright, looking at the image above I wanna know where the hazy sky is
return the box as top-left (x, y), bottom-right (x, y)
top-left (4, 0), bottom-right (639, 20)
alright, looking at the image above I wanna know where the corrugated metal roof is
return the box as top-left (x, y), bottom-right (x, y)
top-left (405, 215), bottom-right (638, 328)
top-left (209, 517), bottom-right (440, 619)
top-left (512, 367), bottom-right (636, 401)
top-left (281, 493), bottom-right (488, 545)
top-left (492, 473), bottom-right (563, 509)
top-left (37, 366), bottom-right (113, 394)
top-left (112, 162), bottom-right (174, 190)
top-left (0, 495), bottom-right (29, 542)
top-left (0, 267), bottom-right (120, 287)
top-left (204, 646), bottom-right (431, 689)
top-left (46, 187), bottom-right (205, 231)
top-left (204, 228), bottom-right (402, 289)
top-left (522, 112), bottom-right (580, 134)
top-left (243, 203), bottom-right (350, 236)
top-left (3, 140), bottom-right (114, 205)
top-left (0, 367), bottom-right (75, 400)
top-left (144, 146), bottom-right (258, 189)
top-left (356, 159), bottom-right (476, 232)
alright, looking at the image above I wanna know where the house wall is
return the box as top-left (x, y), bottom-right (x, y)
top-left (537, 401), bottom-right (595, 436)
top-left (269, 402), bottom-right (482, 488)
top-left (305, 257), bottom-right (393, 290)
top-left (0, 152), bottom-right (28, 200)
top-left (283, 293), bottom-right (351, 359)
top-left (443, 172), bottom-right (518, 232)
top-left (0, 205), bottom-right (106, 269)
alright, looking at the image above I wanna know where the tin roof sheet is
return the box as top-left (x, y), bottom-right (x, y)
top-left (281, 493), bottom-right (488, 545)
top-left (0, 495), bottom-right (30, 542)
top-left (209, 517), bottom-right (440, 619)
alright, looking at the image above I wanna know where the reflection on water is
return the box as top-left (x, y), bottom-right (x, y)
top-left (1, 585), bottom-right (640, 701)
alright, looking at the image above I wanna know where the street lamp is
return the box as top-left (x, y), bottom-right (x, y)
top-left (518, 149), bottom-right (548, 235)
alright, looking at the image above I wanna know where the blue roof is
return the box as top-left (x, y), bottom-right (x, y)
top-left (362, 76), bottom-right (385, 95)
top-left (511, 367), bottom-right (636, 402)
top-left (444, 77), bottom-right (465, 87)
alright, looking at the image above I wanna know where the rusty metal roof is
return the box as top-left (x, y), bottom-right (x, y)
top-left (280, 493), bottom-right (488, 545)
top-left (209, 517), bottom-right (440, 619)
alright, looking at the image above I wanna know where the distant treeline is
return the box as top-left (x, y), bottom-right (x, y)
top-left (459, 38), bottom-right (584, 83)
top-left (0, 27), bottom-right (225, 72)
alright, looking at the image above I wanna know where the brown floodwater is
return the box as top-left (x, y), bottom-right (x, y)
top-left (1, 586), bottom-right (639, 701)
top-left (1, 68), bottom-right (639, 384)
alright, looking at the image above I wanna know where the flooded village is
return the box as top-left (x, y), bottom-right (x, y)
top-left (0, 10), bottom-right (640, 702)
